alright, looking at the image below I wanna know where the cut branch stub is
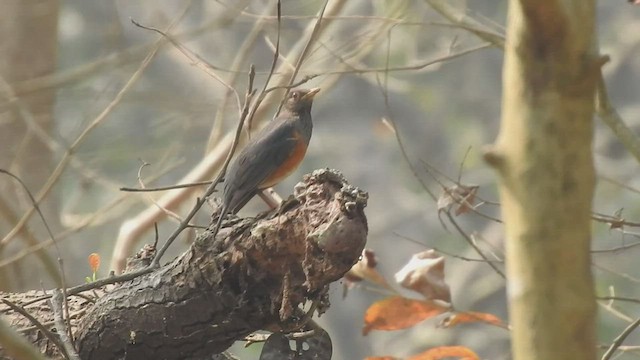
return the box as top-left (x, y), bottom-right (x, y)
top-left (75, 168), bottom-right (367, 360)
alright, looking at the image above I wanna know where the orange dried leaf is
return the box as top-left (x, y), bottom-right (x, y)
top-left (88, 253), bottom-right (101, 273)
top-left (363, 296), bottom-right (448, 335)
top-left (439, 311), bottom-right (507, 329)
top-left (395, 250), bottom-right (451, 303)
top-left (407, 346), bottom-right (480, 360)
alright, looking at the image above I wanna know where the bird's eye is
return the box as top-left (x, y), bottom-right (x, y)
top-left (291, 92), bottom-right (299, 100)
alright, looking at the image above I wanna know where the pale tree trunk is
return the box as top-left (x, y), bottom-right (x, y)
top-left (484, 1), bottom-right (598, 359)
top-left (0, 0), bottom-right (60, 290)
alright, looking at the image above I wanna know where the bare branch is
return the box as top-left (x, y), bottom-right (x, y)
top-left (601, 316), bottom-right (640, 360)
top-left (50, 290), bottom-right (80, 360)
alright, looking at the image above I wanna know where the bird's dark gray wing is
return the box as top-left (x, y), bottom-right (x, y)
top-left (223, 119), bottom-right (299, 214)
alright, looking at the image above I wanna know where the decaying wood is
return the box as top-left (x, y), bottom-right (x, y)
top-left (0, 169), bottom-right (368, 359)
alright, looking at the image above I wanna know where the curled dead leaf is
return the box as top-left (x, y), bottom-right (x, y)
top-left (395, 250), bottom-right (451, 303)
top-left (344, 249), bottom-right (390, 296)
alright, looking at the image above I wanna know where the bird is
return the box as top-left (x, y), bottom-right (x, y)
top-left (211, 87), bottom-right (320, 238)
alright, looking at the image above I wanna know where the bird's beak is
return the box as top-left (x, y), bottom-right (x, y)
top-left (302, 87), bottom-right (321, 101)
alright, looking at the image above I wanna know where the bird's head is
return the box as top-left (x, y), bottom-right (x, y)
top-left (284, 87), bottom-right (320, 114)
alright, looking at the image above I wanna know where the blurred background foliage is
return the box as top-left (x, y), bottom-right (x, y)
top-left (0, 0), bottom-right (639, 359)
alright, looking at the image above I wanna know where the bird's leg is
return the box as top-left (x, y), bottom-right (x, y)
top-left (259, 188), bottom-right (302, 219)
top-left (257, 188), bottom-right (282, 210)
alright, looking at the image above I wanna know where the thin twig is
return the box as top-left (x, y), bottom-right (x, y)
top-left (264, 76), bottom-right (319, 94)
top-left (8, 8), bottom-right (248, 98)
top-left (0, 169), bottom-right (63, 285)
top-left (602, 316), bottom-right (640, 360)
top-left (1, 299), bottom-right (66, 357)
top-left (592, 212), bottom-right (640, 228)
top-left (116, 2), bottom-right (281, 269)
top-left (0, 187), bottom-right (138, 269)
top-left (130, 18), bottom-right (242, 113)
top-left (393, 233), bottom-right (503, 263)
top-left (599, 175), bottom-right (640, 196)
top-left (322, 43), bottom-right (491, 75)
top-left (596, 72), bottom-right (640, 164)
top-left (457, 146), bottom-right (472, 184)
top-left (246, 2), bottom-right (321, 135)
top-left (420, 159), bottom-right (503, 224)
top-left (206, 0), bottom-right (280, 150)
top-left (246, 0), bottom-right (283, 134)
top-left (597, 296), bottom-right (640, 305)
top-left (388, 118), bottom-right (438, 202)
top-left (153, 222), bottom-right (160, 249)
top-left (0, 9), bottom-right (183, 248)
top-left (425, 0), bottom-right (505, 48)
top-left (260, 0), bottom-right (282, 106)
top-left (152, 66), bottom-right (257, 265)
top-left (426, 0), bottom-right (640, 167)
top-left (375, 21), bottom-right (438, 204)
top-left (135, 162), bottom-right (183, 223)
top-left (57, 258), bottom-right (73, 344)
top-left (594, 263), bottom-right (640, 284)
top-left (120, 180), bottom-right (213, 192)
top-left (274, 0), bottom-right (330, 116)
top-left (591, 241), bottom-right (640, 254)
top-left (444, 211), bottom-right (506, 278)
top-left (50, 290), bottom-right (80, 360)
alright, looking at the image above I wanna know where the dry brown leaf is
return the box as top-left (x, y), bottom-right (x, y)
top-left (407, 346), bottom-right (480, 360)
top-left (437, 188), bottom-right (455, 212)
top-left (437, 184), bottom-right (479, 216)
top-left (344, 249), bottom-right (390, 294)
top-left (454, 185), bottom-right (478, 216)
top-left (608, 208), bottom-right (625, 229)
top-left (395, 250), bottom-right (451, 303)
top-left (362, 296), bottom-right (448, 335)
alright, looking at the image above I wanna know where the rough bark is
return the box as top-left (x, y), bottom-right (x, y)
top-left (0, 169), bottom-right (368, 359)
top-left (485, 1), bottom-right (597, 359)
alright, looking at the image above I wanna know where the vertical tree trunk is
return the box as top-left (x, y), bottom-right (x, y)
top-left (485, 1), bottom-right (597, 359)
top-left (0, 0), bottom-right (59, 290)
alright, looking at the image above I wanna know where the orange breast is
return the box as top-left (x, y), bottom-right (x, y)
top-left (260, 131), bottom-right (308, 189)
